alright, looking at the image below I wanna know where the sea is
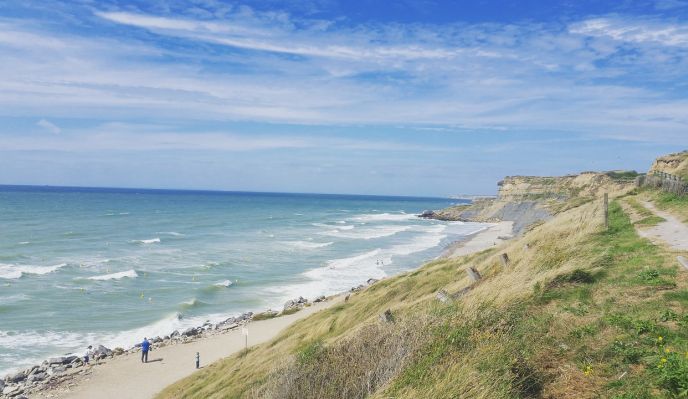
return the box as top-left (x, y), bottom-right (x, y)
top-left (0, 185), bottom-right (487, 376)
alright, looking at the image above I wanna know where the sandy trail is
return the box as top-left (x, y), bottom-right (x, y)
top-left (637, 201), bottom-right (688, 251)
top-left (36, 224), bottom-right (508, 399)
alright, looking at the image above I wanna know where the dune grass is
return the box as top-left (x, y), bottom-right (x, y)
top-left (158, 197), bottom-right (687, 399)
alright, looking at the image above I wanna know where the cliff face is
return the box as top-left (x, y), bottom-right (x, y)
top-left (426, 172), bottom-right (630, 234)
top-left (649, 151), bottom-right (688, 180)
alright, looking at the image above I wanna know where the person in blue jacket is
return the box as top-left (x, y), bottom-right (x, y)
top-left (141, 337), bottom-right (151, 363)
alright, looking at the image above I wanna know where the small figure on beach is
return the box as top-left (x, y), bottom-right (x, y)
top-left (84, 345), bottom-right (93, 364)
top-left (141, 337), bottom-right (151, 363)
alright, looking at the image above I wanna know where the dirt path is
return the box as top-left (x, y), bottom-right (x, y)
top-left (636, 201), bottom-right (688, 251)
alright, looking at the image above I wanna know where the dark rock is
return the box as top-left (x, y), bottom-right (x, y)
top-left (366, 278), bottom-right (379, 285)
top-left (170, 330), bottom-right (180, 338)
top-left (47, 357), bottom-right (67, 365)
top-left (0, 379), bottom-right (5, 390)
top-left (113, 347), bottom-right (125, 356)
top-left (350, 284), bottom-right (365, 292)
top-left (419, 209), bottom-right (436, 218)
top-left (283, 297), bottom-right (308, 311)
top-left (152, 336), bottom-right (163, 343)
top-left (236, 312), bottom-right (253, 321)
top-left (92, 345), bottom-right (112, 358)
top-left (313, 295), bottom-right (327, 303)
top-left (63, 355), bottom-right (78, 364)
top-left (6, 371), bottom-right (25, 383)
top-left (27, 372), bottom-right (47, 383)
top-left (182, 327), bottom-right (200, 337)
top-left (379, 309), bottom-right (394, 323)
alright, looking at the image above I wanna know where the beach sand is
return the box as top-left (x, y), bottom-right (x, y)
top-left (36, 222), bottom-right (512, 399)
top-left (441, 221), bottom-right (514, 258)
top-left (39, 298), bottom-right (341, 399)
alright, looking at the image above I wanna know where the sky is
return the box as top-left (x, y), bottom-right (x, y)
top-left (0, 0), bottom-right (687, 196)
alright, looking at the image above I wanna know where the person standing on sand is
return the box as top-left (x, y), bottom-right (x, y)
top-left (84, 345), bottom-right (93, 365)
top-left (141, 337), bottom-right (151, 363)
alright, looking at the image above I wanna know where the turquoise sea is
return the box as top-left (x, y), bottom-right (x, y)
top-left (0, 186), bottom-right (486, 376)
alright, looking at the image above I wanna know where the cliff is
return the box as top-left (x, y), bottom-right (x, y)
top-left (649, 150), bottom-right (688, 180)
top-left (424, 172), bottom-right (633, 234)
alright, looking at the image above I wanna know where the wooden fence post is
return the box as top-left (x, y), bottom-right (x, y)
top-left (500, 253), bottom-right (510, 268)
top-left (604, 193), bottom-right (609, 230)
top-left (466, 267), bottom-right (481, 283)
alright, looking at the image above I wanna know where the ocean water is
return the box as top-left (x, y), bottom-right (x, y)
top-left (0, 186), bottom-right (486, 376)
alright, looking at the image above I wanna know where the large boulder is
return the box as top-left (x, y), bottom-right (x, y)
top-left (419, 210), bottom-right (436, 218)
top-left (5, 371), bottom-right (25, 383)
top-left (313, 295), bottom-right (327, 303)
top-left (182, 327), bottom-right (200, 337)
top-left (3, 384), bottom-right (23, 396)
top-left (283, 297), bottom-right (308, 311)
top-left (47, 357), bottom-right (67, 365)
top-left (27, 372), bottom-right (47, 383)
top-left (92, 345), bottom-right (112, 359)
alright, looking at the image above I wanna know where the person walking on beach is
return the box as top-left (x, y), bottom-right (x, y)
top-left (141, 337), bottom-right (151, 363)
top-left (84, 345), bottom-right (93, 365)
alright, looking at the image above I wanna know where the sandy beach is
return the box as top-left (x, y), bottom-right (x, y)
top-left (36, 297), bottom-right (341, 399)
top-left (441, 221), bottom-right (514, 258)
top-left (29, 222), bottom-right (512, 399)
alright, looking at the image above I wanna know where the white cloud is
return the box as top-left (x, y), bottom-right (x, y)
top-left (0, 7), bottom-right (685, 145)
top-left (570, 17), bottom-right (688, 47)
top-left (36, 119), bottom-right (61, 134)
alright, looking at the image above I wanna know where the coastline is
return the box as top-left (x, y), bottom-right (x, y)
top-left (5, 222), bottom-right (512, 399)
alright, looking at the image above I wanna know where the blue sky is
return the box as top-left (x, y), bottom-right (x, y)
top-left (0, 0), bottom-right (686, 196)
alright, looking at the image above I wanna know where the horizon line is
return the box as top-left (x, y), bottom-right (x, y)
top-left (0, 183), bottom-right (474, 201)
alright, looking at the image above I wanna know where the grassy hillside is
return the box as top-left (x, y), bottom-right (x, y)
top-left (158, 187), bottom-right (687, 398)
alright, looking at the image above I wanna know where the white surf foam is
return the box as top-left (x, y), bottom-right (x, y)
top-left (133, 238), bottom-right (160, 244)
top-left (87, 269), bottom-right (138, 281)
top-left (159, 231), bottom-right (184, 237)
top-left (214, 279), bottom-right (233, 287)
top-left (0, 263), bottom-right (66, 280)
top-left (282, 241), bottom-right (334, 250)
top-left (320, 225), bottom-right (410, 240)
top-left (351, 213), bottom-right (417, 222)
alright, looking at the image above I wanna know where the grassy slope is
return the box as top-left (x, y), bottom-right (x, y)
top-left (159, 193), bottom-right (688, 399)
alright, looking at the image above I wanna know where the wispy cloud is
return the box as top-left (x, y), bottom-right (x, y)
top-left (570, 17), bottom-right (688, 47)
top-left (0, 4), bottom-right (685, 145)
top-left (36, 119), bottom-right (61, 134)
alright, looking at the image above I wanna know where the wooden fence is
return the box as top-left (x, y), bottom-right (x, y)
top-left (637, 171), bottom-right (688, 196)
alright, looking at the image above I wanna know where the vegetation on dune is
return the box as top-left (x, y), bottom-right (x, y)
top-left (158, 188), bottom-right (687, 398)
